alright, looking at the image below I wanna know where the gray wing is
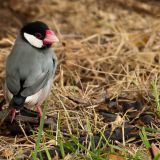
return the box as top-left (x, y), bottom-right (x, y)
top-left (6, 66), bottom-right (51, 97)
top-left (21, 51), bottom-right (57, 97)
top-left (21, 70), bottom-right (50, 97)
top-left (6, 71), bottom-right (20, 95)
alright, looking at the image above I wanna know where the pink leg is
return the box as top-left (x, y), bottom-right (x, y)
top-left (11, 109), bottom-right (17, 123)
top-left (36, 106), bottom-right (42, 118)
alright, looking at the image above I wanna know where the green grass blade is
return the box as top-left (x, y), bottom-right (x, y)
top-left (139, 127), bottom-right (150, 149)
top-left (151, 81), bottom-right (160, 118)
top-left (44, 145), bottom-right (51, 160)
top-left (57, 112), bottom-right (65, 159)
top-left (32, 100), bottom-right (48, 159)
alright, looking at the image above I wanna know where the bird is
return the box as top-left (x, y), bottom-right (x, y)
top-left (4, 21), bottom-right (59, 122)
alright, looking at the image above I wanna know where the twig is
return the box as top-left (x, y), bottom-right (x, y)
top-left (67, 95), bottom-right (106, 107)
top-left (18, 121), bottom-right (35, 144)
top-left (0, 109), bottom-right (56, 126)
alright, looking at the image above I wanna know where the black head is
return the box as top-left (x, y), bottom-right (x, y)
top-left (20, 21), bottom-right (59, 49)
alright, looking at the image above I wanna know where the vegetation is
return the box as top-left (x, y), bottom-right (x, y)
top-left (0, 0), bottom-right (160, 159)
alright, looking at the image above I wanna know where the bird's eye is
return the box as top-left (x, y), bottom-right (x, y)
top-left (35, 33), bottom-right (43, 39)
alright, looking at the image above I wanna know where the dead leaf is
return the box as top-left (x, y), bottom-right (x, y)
top-left (108, 154), bottom-right (125, 160)
top-left (64, 154), bottom-right (73, 160)
top-left (135, 52), bottom-right (156, 64)
top-left (128, 33), bottom-right (150, 49)
top-left (1, 148), bottom-right (14, 158)
top-left (111, 114), bottom-right (124, 131)
top-left (151, 143), bottom-right (160, 158)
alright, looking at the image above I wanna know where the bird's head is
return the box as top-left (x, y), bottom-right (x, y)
top-left (21, 21), bottom-right (59, 49)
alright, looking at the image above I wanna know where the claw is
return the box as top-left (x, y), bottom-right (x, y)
top-left (11, 108), bottom-right (17, 123)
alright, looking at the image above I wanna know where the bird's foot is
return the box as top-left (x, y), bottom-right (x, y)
top-left (36, 106), bottom-right (42, 118)
top-left (11, 108), bottom-right (20, 123)
top-left (10, 106), bottom-right (42, 123)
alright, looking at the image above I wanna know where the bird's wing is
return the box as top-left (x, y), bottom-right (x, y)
top-left (6, 67), bottom-right (51, 97)
top-left (21, 52), bottom-right (57, 97)
top-left (21, 70), bottom-right (50, 97)
top-left (6, 72), bottom-right (20, 95)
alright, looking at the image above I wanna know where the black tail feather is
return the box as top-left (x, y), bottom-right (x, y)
top-left (9, 95), bottom-right (26, 110)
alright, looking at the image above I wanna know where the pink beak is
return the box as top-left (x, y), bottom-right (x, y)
top-left (43, 30), bottom-right (59, 45)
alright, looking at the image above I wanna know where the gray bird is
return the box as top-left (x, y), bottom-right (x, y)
top-left (4, 21), bottom-right (59, 121)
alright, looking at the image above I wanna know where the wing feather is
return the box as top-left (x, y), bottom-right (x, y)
top-left (21, 70), bottom-right (49, 97)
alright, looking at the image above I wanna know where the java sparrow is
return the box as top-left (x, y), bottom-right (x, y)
top-left (4, 21), bottom-right (59, 121)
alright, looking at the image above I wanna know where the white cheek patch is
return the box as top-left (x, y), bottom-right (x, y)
top-left (24, 32), bottom-right (43, 48)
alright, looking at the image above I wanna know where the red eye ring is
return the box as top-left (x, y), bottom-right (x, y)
top-left (35, 33), bottom-right (43, 39)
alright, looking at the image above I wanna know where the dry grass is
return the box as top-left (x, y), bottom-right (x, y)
top-left (0, 0), bottom-right (160, 159)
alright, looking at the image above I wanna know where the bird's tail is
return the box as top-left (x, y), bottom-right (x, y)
top-left (9, 95), bottom-right (26, 110)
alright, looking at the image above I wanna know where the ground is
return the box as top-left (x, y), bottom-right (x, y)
top-left (0, 0), bottom-right (160, 159)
